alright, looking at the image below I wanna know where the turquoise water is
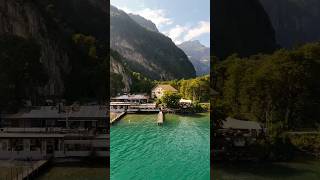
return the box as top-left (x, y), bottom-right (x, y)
top-left (110, 113), bottom-right (210, 180)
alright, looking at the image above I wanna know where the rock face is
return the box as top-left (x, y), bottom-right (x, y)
top-left (178, 40), bottom-right (210, 76)
top-left (110, 5), bottom-right (196, 80)
top-left (212, 0), bottom-right (278, 59)
top-left (260, 0), bottom-right (320, 47)
top-left (110, 50), bottom-right (131, 92)
top-left (0, 0), bottom-right (107, 97)
top-left (0, 0), bottom-right (70, 96)
top-left (129, 14), bottom-right (159, 32)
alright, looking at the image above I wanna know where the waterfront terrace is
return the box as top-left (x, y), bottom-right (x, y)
top-left (110, 94), bottom-right (159, 112)
top-left (0, 105), bottom-right (109, 160)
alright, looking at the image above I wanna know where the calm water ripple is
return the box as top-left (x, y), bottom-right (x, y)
top-left (110, 113), bottom-right (210, 180)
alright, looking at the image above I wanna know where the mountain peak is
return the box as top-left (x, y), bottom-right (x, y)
top-left (178, 40), bottom-right (208, 51)
top-left (110, 5), bottom-right (196, 80)
top-left (178, 40), bottom-right (210, 76)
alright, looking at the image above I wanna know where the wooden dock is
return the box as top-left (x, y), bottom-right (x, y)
top-left (8, 159), bottom-right (50, 180)
top-left (110, 112), bottom-right (126, 125)
top-left (157, 111), bottom-right (164, 125)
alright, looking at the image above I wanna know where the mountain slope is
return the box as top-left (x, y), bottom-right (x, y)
top-left (0, 0), bottom-right (107, 99)
top-left (110, 5), bottom-right (196, 80)
top-left (129, 14), bottom-right (159, 32)
top-left (212, 0), bottom-right (278, 59)
top-left (260, 0), bottom-right (320, 47)
top-left (178, 40), bottom-right (210, 76)
top-left (110, 49), bottom-right (131, 95)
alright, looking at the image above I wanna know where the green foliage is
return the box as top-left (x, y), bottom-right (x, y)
top-left (66, 33), bottom-right (107, 101)
top-left (110, 72), bottom-right (124, 97)
top-left (158, 75), bottom-right (210, 103)
top-left (160, 91), bottom-right (182, 109)
top-left (211, 104), bottom-right (227, 130)
top-left (0, 35), bottom-right (48, 109)
top-left (268, 134), bottom-right (295, 160)
top-left (212, 42), bottom-right (320, 134)
top-left (191, 101), bottom-right (205, 112)
top-left (289, 133), bottom-right (320, 157)
top-left (72, 33), bottom-right (97, 59)
top-left (130, 72), bottom-right (155, 94)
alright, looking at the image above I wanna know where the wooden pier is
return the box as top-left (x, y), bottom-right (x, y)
top-left (5, 159), bottom-right (51, 180)
top-left (157, 111), bottom-right (164, 125)
top-left (110, 112), bottom-right (126, 125)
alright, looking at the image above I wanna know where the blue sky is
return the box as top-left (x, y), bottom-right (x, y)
top-left (110, 0), bottom-right (210, 47)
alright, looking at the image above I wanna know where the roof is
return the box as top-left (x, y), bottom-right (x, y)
top-left (0, 133), bottom-right (65, 138)
top-left (68, 106), bottom-right (106, 118)
top-left (222, 117), bottom-right (262, 130)
top-left (1, 105), bottom-right (107, 120)
top-left (111, 94), bottom-right (149, 100)
top-left (152, 84), bottom-right (178, 92)
top-left (2, 106), bottom-right (64, 119)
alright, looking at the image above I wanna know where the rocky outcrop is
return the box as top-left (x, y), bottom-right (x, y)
top-left (212, 0), bottom-right (278, 59)
top-left (110, 51), bottom-right (131, 92)
top-left (178, 40), bottom-right (210, 76)
top-left (129, 14), bottom-right (159, 32)
top-left (0, 0), bottom-right (108, 98)
top-left (0, 0), bottom-right (70, 96)
top-left (260, 0), bottom-right (320, 47)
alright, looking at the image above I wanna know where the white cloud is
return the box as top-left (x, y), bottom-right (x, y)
top-left (136, 8), bottom-right (173, 27)
top-left (163, 25), bottom-right (188, 44)
top-left (112, 4), bottom-right (210, 45)
top-left (164, 21), bottom-right (210, 45)
top-left (115, 6), bottom-right (173, 28)
top-left (184, 21), bottom-right (210, 41)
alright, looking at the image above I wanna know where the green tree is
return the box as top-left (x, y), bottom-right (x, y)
top-left (161, 91), bottom-right (182, 108)
top-left (0, 35), bottom-right (48, 110)
top-left (212, 42), bottom-right (320, 135)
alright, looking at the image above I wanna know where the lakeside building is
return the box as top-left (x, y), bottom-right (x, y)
top-left (151, 85), bottom-right (178, 99)
top-left (179, 99), bottom-right (192, 109)
top-left (0, 105), bottom-right (109, 160)
top-left (110, 94), bottom-right (158, 112)
top-left (213, 117), bottom-right (265, 160)
top-left (111, 94), bottom-right (149, 103)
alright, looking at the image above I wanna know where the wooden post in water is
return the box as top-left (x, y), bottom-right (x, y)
top-left (157, 111), bottom-right (164, 125)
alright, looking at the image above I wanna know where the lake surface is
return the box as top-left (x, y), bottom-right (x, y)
top-left (110, 113), bottom-right (210, 180)
top-left (213, 160), bottom-right (320, 180)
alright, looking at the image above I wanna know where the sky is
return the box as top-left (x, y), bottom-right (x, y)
top-left (110, 0), bottom-right (210, 47)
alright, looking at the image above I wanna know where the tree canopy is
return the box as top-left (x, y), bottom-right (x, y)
top-left (0, 35), bottom-right (48, 110)
top-left (212, 42), bottom-right (320, 135)
top-left (160, 91), bottom-right (182, 109)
